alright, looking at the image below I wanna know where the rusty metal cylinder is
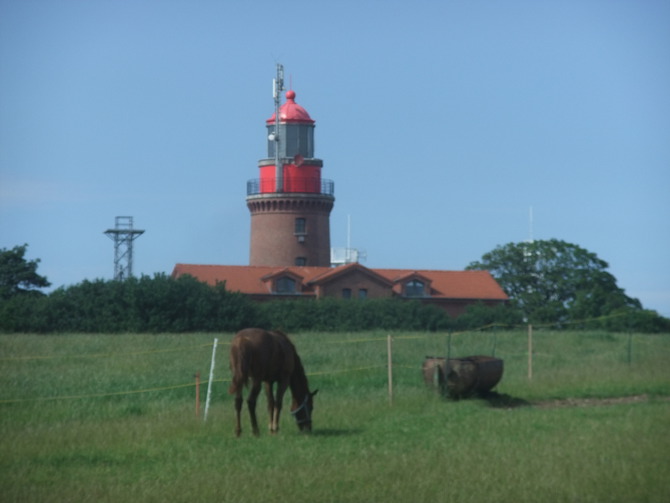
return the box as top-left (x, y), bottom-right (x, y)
top-left (422, 355), bottom-right (503, 399)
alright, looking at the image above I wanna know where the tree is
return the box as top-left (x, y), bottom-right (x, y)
top-left (0, 244), bottom-right (51, 300)
top-left (466, 239), bottom-right (641, 324)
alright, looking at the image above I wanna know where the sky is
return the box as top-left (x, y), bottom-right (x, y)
top-left (1, 0), bottom-right (669, 317)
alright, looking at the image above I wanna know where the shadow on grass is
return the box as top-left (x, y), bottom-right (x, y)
top-left (311, 428), bottom-right (364, 437)
top-left (477, 391), bottom-right (532, 409)
top-left (427, 389), bottom-right (532, 409)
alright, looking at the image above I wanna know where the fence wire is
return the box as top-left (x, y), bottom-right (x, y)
top-left (0, 312), bottom-right (658, 405)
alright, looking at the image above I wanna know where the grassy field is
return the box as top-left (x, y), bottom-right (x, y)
top-left (1, 329), bottom-right (669, 502)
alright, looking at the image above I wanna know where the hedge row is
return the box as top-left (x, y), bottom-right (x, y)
top-left (1, 274), bottom-right (667, 333)
top-left (0, 274), bottom-right (460, 333)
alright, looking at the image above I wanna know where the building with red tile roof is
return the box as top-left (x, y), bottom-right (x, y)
top-left (172, 262), bottom-right (508, 317)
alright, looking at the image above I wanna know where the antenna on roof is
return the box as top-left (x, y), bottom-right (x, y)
top-left (330, 215), bottom-right (367, 266)
top-left (272, 63), bottom-right (284, 192)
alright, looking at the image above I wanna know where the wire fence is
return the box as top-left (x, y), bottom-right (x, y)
top-left (0, 338), bottom-right (391, 405)
top-left (1, 314), bottom-right (667, 406)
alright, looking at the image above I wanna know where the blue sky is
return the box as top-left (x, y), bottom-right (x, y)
top-left (1, 0), bottom-right (669, 316)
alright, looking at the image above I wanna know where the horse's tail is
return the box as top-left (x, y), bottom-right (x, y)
top-left (228, 340), bottom-right (249, 395)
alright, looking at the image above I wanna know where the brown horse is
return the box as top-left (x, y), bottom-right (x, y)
top-left (229, 328), bottom-right (318, 437)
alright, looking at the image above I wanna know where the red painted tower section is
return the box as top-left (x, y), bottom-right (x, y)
top-left (247, 87), bottom-right (335, 267)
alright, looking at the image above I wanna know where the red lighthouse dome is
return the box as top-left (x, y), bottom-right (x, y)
top-left (266, 90), bottom-right (315, 124)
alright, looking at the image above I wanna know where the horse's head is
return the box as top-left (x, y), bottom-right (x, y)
top-left (291, 389), bottom-right (318, 432)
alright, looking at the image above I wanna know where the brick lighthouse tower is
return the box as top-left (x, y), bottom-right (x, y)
top-left (246, 65), bottom-right (335, 267)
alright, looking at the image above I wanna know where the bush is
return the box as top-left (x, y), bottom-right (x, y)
top-left (453, 302), bottom-right (523, 331)
top-left (0, 274), bottom-right (257, 333)
top-left (257, 297), bottom-right (453, 332)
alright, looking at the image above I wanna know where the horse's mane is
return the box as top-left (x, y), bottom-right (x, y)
top-left (273, 330), bottom-right (309, 391)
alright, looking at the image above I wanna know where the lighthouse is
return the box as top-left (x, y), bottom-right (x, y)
top-left (246, 65), bottom-right (335, 267)
top-left (173, 66), bottom-right (509, 314)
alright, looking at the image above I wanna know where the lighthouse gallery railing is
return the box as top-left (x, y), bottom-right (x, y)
top-left (246, 178), bottom-right (334, 196)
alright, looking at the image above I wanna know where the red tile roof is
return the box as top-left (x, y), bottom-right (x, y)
top-left (374, 268), bottom-right (508, 300)
top-left (172, 263), bottom-right (508, 301)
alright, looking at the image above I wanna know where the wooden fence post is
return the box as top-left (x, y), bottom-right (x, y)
top-left (387, 335), bottom-right (393, 406)
top-left (447, 331), bottom-right (452, 361)
top-left (527, 324), bottom-right (533, 380)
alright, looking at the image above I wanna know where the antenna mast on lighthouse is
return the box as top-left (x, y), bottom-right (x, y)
top-left (272, 63), bottom-right (284, 192)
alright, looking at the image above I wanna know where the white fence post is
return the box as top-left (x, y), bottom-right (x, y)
top-left (204, 338), bottom-right (218, 422)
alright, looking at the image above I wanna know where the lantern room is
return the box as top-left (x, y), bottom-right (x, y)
top-left (266, 90), bottom-right (315, 159)
top-left (255, 89), bottom-right (326, 195)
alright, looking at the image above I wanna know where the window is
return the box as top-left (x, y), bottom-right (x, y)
top-left (405, 280), bottom-right (425, 297)
top-left (295, 257), bottom-right (307, 266)
top-left (342, 288), bottom-right (352, 299)
top-left (275, 277), bottom-right (296, 294)
top-left (358, 289), bottom-right (368, 299)
top-left (294, 218), bottom-right (306, 235)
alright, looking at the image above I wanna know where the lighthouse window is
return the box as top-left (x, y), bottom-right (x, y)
top-left (275, 277), bottom-right (296, 294)
top-left (294, 218), bottom-right (306, 235)
top-left (295, 257), bottom-right (307, 266)
top-left (405, 280), bottom-right (425, 297)
top-left (298, 128), bottom-right (311, 157)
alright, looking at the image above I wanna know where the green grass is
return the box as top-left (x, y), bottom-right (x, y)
top-left (1, 330), bottom-right (669, 502)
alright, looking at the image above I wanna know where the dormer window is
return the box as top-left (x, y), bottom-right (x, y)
top-left (405, 279), bottom-right (425, 297)
top-left (275, 276), bottom-right (296, 294)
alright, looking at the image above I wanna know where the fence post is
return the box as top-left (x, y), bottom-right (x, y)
top-left (447, 331), bottom-right (452, 360)
top-left (387, 335), bottom-right (393, 406)
top-left (527, 324), bottom-right (533, 380)
top-left (627, 314), bottom-right (634, 365)
top-left (204, 338), bottom-right (218, 423)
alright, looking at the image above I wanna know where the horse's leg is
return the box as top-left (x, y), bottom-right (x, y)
top-left (247, 382), bottom-right (262, 437)
top-left (272, 379), bottom-right (289, 434)
top-left (264, 382), bottom-right (277, 433)
top-left (234, 390), bottom-right (244, 437)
